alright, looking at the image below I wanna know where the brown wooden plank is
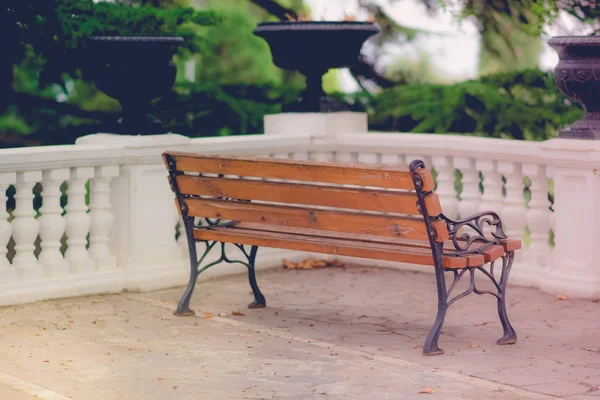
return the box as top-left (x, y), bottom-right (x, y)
top-left (184, 198), bottom-right (432, 240)
top-left (416, 169), bottom-right (435, 193)
top-left (481, 245), bottom-right (505, 263)
top-left (164, 152), bottom-right (434, 191)
top-left (231, 223), bottom-right (505, 262)
top-left (194, 227), bottom-right (468, 268)
top-left (175, 175), bottom-right (422, 214)
top-left (423, 193), bottom-right (442, 217)
top-left (499, 239), bottom-right (522, 251)
top-left (431, 219), bottom-right (449, 242)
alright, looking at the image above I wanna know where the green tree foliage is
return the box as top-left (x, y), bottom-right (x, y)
top-left (366, 69), bottom-right (582, 141)
top-left (3, 0), bottom-right (218, 88)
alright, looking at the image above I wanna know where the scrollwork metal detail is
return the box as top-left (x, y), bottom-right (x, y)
top-left (440, 211), bottom-right (506, 256)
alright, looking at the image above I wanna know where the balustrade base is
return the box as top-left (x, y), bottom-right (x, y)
top-left (508, 263), bottom-right (541, 289)
top-left (0, 270), bottom-right (124, 307)
top-left (92, 256), bottom-right (118, 271)
top-left (14, 263), bottom-right (44, 281)
top-left (123, 249), bottom-right (309, 292)
top-left (68, 258), bottom-right (95, 275)
top-left (540, 269), bottom-right (600, 299)
top-left (41, 262), bottom-right (69, 279)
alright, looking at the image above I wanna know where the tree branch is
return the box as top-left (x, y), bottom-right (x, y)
top-left (350, 55), bottom-right (405, 89)
top-left (248, 0), bottom-right (297, 20)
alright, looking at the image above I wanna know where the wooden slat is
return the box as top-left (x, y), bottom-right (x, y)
top-left (194, 227), bottom-right (468, 268)
top-left (424, 193), bottom-right (442, 217)
top-left (481, 245), bottom-right (505, 263)
top-left (231, 223), bottom-right (496, 265)
top-left (184, 198), bottom-right (433, 241)
top-left (175, 175), bottom-right (424, 214)
top-left (499, 239), bottom-right (522, 251)
top-left (164, 152), bottom-right (435, 191)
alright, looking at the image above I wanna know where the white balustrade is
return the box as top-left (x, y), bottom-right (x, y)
top-left (380, 153), bottom-right (404, 167)
top-left (1, 120), bottom-right (600, 304)
top-left (65, 166), bottom-right (94, 273)
top-left (497, 161), bottom-right (527, 250)
top-left (454, 157), bottom-right (481, 219)
top-left (0, 173), bottom-right (16, 279)
top-left (89, 165), bottom-right (119, 269)
top-left (12, 170), bottom-right (43, 280)
top-left (431, 156), bottom-right (458, 220)
top-left (311, 151), bottom-right (332, 162)
top-left (334, 152), bottom-right (355, 163)
top-left (38, 168), bottom-right (69, 277)
top-left (522, 163), bottom-right (552, 287)
top-left (477, 160), bottom-right (504, 213)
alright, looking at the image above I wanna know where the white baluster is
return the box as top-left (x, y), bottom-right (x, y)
top-left (12, 171), bottom-right (43, 279)
top-left (292, 152), bottom-right (309, 161)
top-left (497, 161), bottom-right (530, 283)
top-left (65, 167), bottom-right (94, 273)
top-left (311, 152), bottom-right (332, 162)
top-left (270, 153), bottom-right (290, 160)
top-left (334, 152), bottom-right (356, 163)
top-left (497, 161), bottom-right (527, 240)
top-left (89, 166), bottom-right (119, 269)
top-left (0, 173), bottom-right (16, 280)
top-left (476, 160), bottom-right (504, 213)
top-left (476, 160), bottom-right (504, 237)
top-left (431, 156), bottom-right (458, 220)
top-left (523, 163), bottom-right (551, 287)
top-left (38, 169), bottom-right (69, 277)
top-left (357, 153), bottom-right (378, 165)
top-left (380, 154), bottom-right (404, 167)
top-left (454, 157), bottom-right (481, 219)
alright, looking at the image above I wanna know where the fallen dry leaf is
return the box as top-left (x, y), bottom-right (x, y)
top-left (157, 377), bottom-right (164, 381)
top-left (556, 294), bottom-right (569, 301)
top-left (419, 387), bottom-right (436, 394)
top-left (232, 311), bottom-right (245, 316)
top-left (283, 258), bottom-right (345, 270)
top-left (202, 312), bottom-right (213, 318)
top-left (218, 312), bottom-right (228, 317)
top-left (470, 344), bottom-right (480, 348)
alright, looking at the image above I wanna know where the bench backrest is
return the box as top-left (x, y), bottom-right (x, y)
top-left (163, 152), bottom-right (449, 243)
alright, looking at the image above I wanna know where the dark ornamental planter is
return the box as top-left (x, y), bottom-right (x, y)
top-left (87, 36), bottom-right (183, 134)
top-left (254, 21), bottom-right (379, 113)
top-left (549, 36), bottom-right (600, 140)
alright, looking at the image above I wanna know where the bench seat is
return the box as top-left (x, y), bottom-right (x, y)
top-left (195, 223), bottom-right (520, 269)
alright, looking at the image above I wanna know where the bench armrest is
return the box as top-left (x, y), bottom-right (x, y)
top-left (441, 211), bottom-right (507, 254)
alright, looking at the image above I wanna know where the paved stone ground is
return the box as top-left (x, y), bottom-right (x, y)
top-left (0, 265), bottom-right (600, 399)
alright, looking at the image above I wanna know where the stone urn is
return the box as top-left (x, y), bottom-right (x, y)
top-left (549, 36), bottom-right (600, 139)
top-left (86, 36), bottom-right (183, 134)
top-left (254, 21), bottom-right (379, 113)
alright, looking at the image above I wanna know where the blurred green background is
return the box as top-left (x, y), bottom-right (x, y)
top-left (2, 0), bottom-right (597, 147)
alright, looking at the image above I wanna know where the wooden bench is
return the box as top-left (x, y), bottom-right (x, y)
top-left (163, 152), bottom-right (521, 356)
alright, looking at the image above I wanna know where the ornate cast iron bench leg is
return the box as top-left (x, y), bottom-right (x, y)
top-left (423, 242), bottom-right (448, 356)
top-left (175, 218), bottom-right (267, 316)
top-left (246, 246), bottom-right (266, 309)
top-left (423, 248), bottom-right (518, 354)
top-left (176, 215), bottom-right (199, 316)
top-left (497, 251), bottom-right (517, 345)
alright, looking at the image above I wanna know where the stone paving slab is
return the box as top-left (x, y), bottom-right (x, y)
top-left (0, 265), bottom-right (597, 399)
